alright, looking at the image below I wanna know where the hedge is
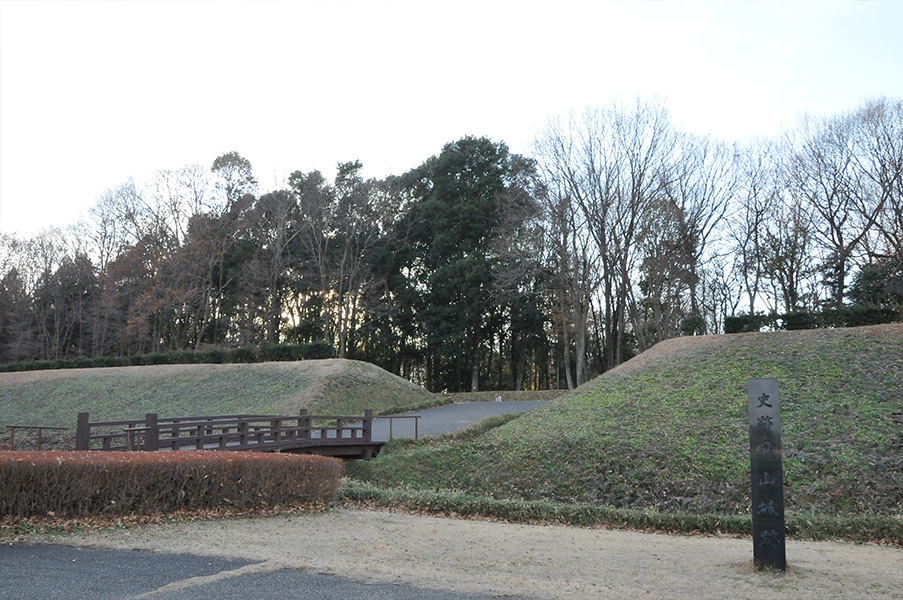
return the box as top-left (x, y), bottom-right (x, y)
top-left (0, 341), bottom-right (336, 373)
top-left (0, 451), bottom-right (343, 518)
top-left (725, 306), bottom-right (901, 334)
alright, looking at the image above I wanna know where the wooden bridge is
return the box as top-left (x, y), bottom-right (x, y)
top-left (74, 409), bottom-right (383, 459)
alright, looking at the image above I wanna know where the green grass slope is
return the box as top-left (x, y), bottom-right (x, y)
top-left (0, 359), bottom-right (436, 450)
top-left (349, 324), bottom-right (903, 518)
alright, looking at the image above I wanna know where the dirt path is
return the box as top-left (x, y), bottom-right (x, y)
top-left (30, 508), bottom-right (902, 600)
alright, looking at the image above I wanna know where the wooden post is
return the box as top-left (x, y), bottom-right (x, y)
top-left (363, 409), bottom-right (373, 442)
top-left (145, 413), bottom-right (159, 451)
top-left (75, 412), bottom-right (90, 450)
top-left (299, 408), bottom-right (310, 439)
top-left (238, 419), bottom-right (249, 447)
top-left (195, 424), bottom-right (205, 450)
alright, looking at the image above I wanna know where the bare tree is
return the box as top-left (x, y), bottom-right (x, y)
top-left (534, 99), bottom-right (675, 370)
top-left (87, 189), bottom-right (130, 273)
top-left (146, 164), bottom-right (215, 247)
top-left (762, 194), bottom-right (818, 313)
top-left (636, 195), bottom-right (695, 344)
top-left (728, 139), bottom-right (781, 314)
top-left (663, 133), bottom-right (737, 320)
top-left (851, 98), bottom-right (903, 261)
top-left (697, 254), bottom-right (742, 334)
top-left (789, 111), bottom-right (883, 307)
top-left (534, 115), bottom-right (602, 386)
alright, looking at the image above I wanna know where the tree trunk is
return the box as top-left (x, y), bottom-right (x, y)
top-left (559, 290), bottom-right (575, 390)
top-left (470, 329), bottom-right (480, 392)
top-left (574, 302), bottom-right (587, 386)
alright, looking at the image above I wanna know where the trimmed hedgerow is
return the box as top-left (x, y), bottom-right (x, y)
top-left (228, 347), bottom-right (257, 363)
top-left (0, 451), bottom-right (343, 518)
top-left (304, 341), bottom-right (336, 359)
top-left (0, 341), bottom-right (336, 373)
top-left (725, 306), bottom-right (901, 334)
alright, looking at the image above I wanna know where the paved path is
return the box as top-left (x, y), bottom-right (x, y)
top-left (0, 544), bottom-right (527, 600)
top-left (371, 400), bottom-right (546, 442)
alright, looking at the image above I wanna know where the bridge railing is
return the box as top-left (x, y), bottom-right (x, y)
top-left (74, 408), bottom-right (374, 452)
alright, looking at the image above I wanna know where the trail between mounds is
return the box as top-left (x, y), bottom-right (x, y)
top-left (32, 508), bottom-right (902, 600)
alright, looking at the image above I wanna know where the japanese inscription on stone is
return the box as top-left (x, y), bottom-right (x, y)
top-left (748, 378), bottom-right (786, 571)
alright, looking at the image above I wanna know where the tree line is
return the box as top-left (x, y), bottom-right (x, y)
top-left (1, 97), bottom-right (900, 392)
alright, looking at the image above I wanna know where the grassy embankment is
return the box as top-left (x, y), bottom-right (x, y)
top-left (0, 358), bottom-right (440, 450)
top-left (3, 326), bottom-right (901, 543)
top-left (347, 325), bottom-right (903, 544)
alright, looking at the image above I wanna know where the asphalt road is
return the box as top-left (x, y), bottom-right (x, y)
top-left (0, 544), bottom-right (527, 600)
top-left (371, 400), bottom-right (547, 442)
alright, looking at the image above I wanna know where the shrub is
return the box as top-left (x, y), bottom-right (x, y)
top-left (72, 357), bottom-right (94, 369)
top-left (724, 314), bottom-right (771, 334)
top-left (140, 352), bottom-right (173, 366)
top-left (727, 307), bottom-right (901, 333)
top-left (0, 341), bottom-right (336, 372)
top-left (849, 259), bottom-right (903, 307)
top-left (257, 343), bottom-right (294, 362)
top-left (0, 451), bottom-right (343, 518)
top-left (197, 348), bottom-right (227, 364)
top-left (171, 350), bottom-right (199, 364)
top-left (680, 314), bottom-right (706, 336)
top-left (304, 340), bottom-right (335, 359)
top-left (781, 306), bottom-right (901, 330)
top-left (781, 311), bottom-right (819, 331)
top-left (110, 356), bottom-right (132, 367)
top-left (254, 342), bottom-right (336, 362)
top-left (228, 347), bottom-right (257, 363)
top-left (837, 305), bottom-right (901, 327)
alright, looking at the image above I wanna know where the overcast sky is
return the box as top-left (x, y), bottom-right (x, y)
top-left (1, 0), bottom-right (902, 237)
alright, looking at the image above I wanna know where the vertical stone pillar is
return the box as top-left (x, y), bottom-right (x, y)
top-left (748, 378), bottom-right (786, 571)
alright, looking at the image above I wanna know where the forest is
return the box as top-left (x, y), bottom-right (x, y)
top-left (1, 97), bottom-right (900, 392)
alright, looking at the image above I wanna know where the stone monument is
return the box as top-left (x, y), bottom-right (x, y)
top-left (748, 378), bottom-right (787, 571)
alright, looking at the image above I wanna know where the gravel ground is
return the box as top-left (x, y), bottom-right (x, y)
top-left (24, 508), bottom-right (903, 600)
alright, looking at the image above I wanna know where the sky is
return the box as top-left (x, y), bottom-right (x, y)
top-left (1, 0), bottom-right (902, 237)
